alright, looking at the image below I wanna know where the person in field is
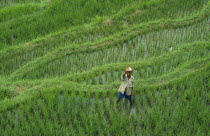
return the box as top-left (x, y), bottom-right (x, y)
top-left (116, 66), bottom-right (134, 106)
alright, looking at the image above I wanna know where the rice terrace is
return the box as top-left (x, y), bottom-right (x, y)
top-left (0, 0), bottom-right (209, 135)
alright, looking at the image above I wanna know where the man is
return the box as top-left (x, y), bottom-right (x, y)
top-left (116, 66), bottom-right (134, 106)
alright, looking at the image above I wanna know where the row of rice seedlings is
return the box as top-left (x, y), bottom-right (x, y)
top-left (131, 58), bottom-right (210, 91)
top-left (1, 0), bottom-right (207, 77)
top-left (140, 71), bottom-right (208, 135)
top-left (0, 90), bottom-right (119, 135)
top-left (0, 0), bottom-right (143, 48)
top-left (0, 0), bottom-right (208, 75)
top-left (0, 3), bottom-right (42, 23)
top-left (78, 43), bottom-right (209, 85)
top-left (121, 0), bottom-right (208, 25)
top-left (68, 58), bottom-right (208, 96)
top-left (0, 0), bottom-right (160, 54)
top-left (17, 45), bottom-right (206, 82)
top-left (0, 0), bottom-right (41, 8)
top-left (11, 18), bottom-right (209, 79)
top-left (73, 0), bottom-right (208, 44)
top-left (0, 68), bottom-right (209, 135)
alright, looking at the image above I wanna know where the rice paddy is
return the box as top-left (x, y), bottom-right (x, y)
top-left (0, 0), bottom-right (209, 135)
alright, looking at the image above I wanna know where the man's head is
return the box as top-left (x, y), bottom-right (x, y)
top-left (125, 66), bottom-right (132, 77)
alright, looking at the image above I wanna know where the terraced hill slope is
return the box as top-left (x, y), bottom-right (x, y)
top-left (0, 0), bottom-right (209, 135)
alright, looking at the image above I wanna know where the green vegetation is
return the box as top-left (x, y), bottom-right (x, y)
top-left (0, 0), bottom-right (209, 135)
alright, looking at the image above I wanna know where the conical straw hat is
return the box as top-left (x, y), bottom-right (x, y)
top-left (125, 66), bottom-right (132, 71)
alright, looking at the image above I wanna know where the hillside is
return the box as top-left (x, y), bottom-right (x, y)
top-left (0, 0), bottom-right (209, 135)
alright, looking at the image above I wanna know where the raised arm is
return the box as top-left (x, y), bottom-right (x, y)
top-left (121, 71), bottom-right (126, 81)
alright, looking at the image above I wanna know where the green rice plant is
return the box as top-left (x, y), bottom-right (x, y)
top-left (1, 0), bottom-right (206, 50)
top-left (8, 17), bottom-right (209, 80)
top-left (1, 59), bottom-right (208, 113)
top-left (63, 91), bottom-right (70, 114)
top-left (0, 1), bottom-right (209, 134)
top-left (0, 3), bottom-right (42, 22)
top-left (63, 41), bottom-right (209, 86)
top-left (0, 69), bottom-right (209, 135)
top-left (0, 0), bottom-right (41, 8)
top-left (0, 0), bottom-right (208, 76)
top-left (1, 0), bottom-right (146, 48)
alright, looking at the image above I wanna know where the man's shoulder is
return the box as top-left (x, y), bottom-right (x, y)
top-left (131, 76), bottom-right (134, 80)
